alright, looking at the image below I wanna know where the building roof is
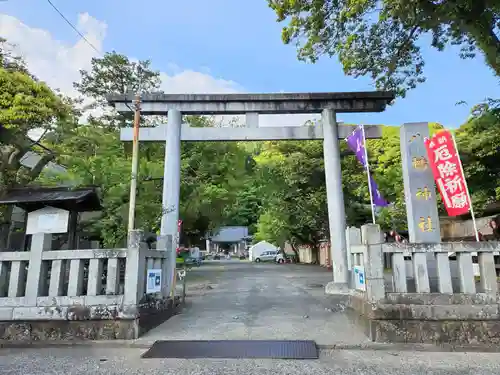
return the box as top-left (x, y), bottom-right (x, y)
top-left (20, 151), bottom-right (67, 174)
top-left (0, 186), bottom-right (102, 212)
top-left (210, 226), bottom-right (249, 243)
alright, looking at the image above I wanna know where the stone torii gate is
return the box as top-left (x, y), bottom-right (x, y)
top-left (107, 91), bottom-right (394, 294)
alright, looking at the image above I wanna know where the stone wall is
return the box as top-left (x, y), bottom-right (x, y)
top-left (347, 292), bottom-right (500, 345)
top-left (441, 215), bottom-right (498, 240)
top-left (0, 296), bottom-right (182, 342)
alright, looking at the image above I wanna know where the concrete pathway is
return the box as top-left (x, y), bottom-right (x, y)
top-left (3, 346), bottom-right (500, 374)
top-left (135, 260), bottom-right (368, 347)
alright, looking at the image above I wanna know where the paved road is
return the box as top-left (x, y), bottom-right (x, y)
top-left (3, 347), bottom-right (500, 374)
top-left (140, 260), bottom-right (367, 346)
top-left (2, 260), bottom-right (500, 374)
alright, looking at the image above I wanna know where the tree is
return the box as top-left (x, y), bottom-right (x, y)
top-left (179, 136), bottom-right (251, 245)
top-left (253, 141), bottom-right (330, 261)
top-left (0, 37), bottom-right (30, 76)
top-left (74, 51), bottom-right (161, 128)
top-left (75, 52), bottom-right (161, 106)
top-left (0, 41), bottom-right (76, 247)
top-left (268, 0), bottom-right (500, 97)
top-left (40, 124), bottom-right (165, 247)
top-left (455, 105), bottom-right (500, 213)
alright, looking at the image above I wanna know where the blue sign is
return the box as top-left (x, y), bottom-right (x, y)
top-left (353, 266), bottom-right (366, 291)
top-left (146, 269), bottom-right (162, 293)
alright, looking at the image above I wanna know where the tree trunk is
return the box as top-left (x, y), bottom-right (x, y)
top-left (0, 205), bottom-right (13, 249)
top-left (310, 245), bottom-right (319, 264)
top-left (290, 242), bottom-right (300, 262)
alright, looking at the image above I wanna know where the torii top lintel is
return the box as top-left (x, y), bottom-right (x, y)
top-left (106, 91), bottom-right (395, 115)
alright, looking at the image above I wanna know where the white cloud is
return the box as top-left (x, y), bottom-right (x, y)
top-left (159, 71), bottom-right (242, 94)
top-left (0, 13), bottom-right (105, 97)
top-left (0, 12), bottom-right (317, 128)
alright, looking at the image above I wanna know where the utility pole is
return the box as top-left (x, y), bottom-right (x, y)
top-left (127, 94), bottom-right (141, 232)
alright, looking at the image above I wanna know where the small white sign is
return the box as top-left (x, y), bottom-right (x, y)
top-left (146, 269), bottom-right (162, 293)
top-left (38, 214), bottom-right (59, 232)
top-left (26, 206), bottom-right (69, 234)
top-left (353, 266), bottom-right (366, 291)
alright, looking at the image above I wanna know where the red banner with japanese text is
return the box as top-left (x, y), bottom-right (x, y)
top-left (424, 130), bottom-right (471, 217)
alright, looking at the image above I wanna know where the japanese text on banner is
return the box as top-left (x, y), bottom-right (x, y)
top-left (424, 130), bottom-right (470, 217)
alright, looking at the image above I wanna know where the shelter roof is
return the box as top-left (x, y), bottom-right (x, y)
top-left (0, 186), bottom-right (102, 212)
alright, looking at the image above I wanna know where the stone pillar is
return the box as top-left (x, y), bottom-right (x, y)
top-left (361, 224), bottom-right (385, 302)
top-left (400, 123), bottom-right (439, 279)
top-left (124, 230), bottom-right (146, 305)
top-left (205, 238), bottom-right (210, 252)
top-left (322, 109), bottom-right (349, 294)
top-left (160, 109), bottom-right (182, 294)
top-left (25, 233), bottom-right (52, 304)
top-left (400, 123), bottom-right (441, 243)
top-left (157, 234), bottom-right (173, 297)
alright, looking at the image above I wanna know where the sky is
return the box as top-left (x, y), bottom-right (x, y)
top-left (0, 0), bottom-right (499, 128)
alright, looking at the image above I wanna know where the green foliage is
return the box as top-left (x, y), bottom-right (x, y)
top-left (74, 51), bottom-right (162, 129)
top-left (253, 141), bottom-right (329, 253)
top-left (41, 126), bottom-right (132, 247)
top-left (268, 0), bottom-right (500, 97)
top-left (74, 51), bottom-right (161, 107)
top-left (455, 104), bottom-right (500, 214)
top-left (0, 38), bottom-right (30, 76)
top-left (0, 69), bottom-right (70, 139)
top-left (179, 138), bottom-right (250, 244)
top-left (0, 41), bottom-right (76, 247)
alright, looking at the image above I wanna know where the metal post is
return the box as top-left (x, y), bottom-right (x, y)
top-left (127, 95), bottom-right (141, 232)
top-left (160, 109), bottom-right (182, 294)
top-left (322, 109), bottom-right (349, 294)
top-left (361, 124), bottom-right (377, 224)
top-left (182, 264), bottom-right (187, 305)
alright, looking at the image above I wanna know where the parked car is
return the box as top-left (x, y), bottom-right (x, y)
top-left (254, 250), bottom-right (278, 262)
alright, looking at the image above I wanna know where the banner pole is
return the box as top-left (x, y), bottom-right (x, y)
top-left (451, 133), bottom-right (480, 242)
top-left (361, 124), bottom-right (376, 224)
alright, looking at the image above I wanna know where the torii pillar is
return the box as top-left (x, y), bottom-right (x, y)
top-left (107, 91), bottom-right (395, 295)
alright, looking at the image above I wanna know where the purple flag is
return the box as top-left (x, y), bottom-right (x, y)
top-left (346, 126), bottom-right (389, 207)
top-left (345, 126), bottom-right (367, 168)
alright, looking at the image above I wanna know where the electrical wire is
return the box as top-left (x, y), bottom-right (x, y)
top-left (46, 0), bottom-right (100, 54)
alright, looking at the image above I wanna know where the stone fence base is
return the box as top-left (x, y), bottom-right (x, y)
top-left (347, 292), bottom-right (500, 345)
top-left (0, 296), bottom-right (182, 343)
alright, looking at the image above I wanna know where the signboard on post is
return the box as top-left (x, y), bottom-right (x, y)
top-left (26, 206), bottom-right (69, 234)
top-left (146, 269), bottom-right (162, 294)
top-left (353, 266), bottom-right (366, 291)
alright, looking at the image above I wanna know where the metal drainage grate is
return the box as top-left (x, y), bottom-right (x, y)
top-left (141, 340), bottom-right (318, 359)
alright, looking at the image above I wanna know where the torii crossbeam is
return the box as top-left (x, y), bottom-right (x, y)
top-left (107, 91), bottom-right (395, 295)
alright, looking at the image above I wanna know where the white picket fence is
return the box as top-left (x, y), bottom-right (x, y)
top-left (0, 230), bottom-right (172, 319)
top-left (347, 224), bottom-right (500, 302)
